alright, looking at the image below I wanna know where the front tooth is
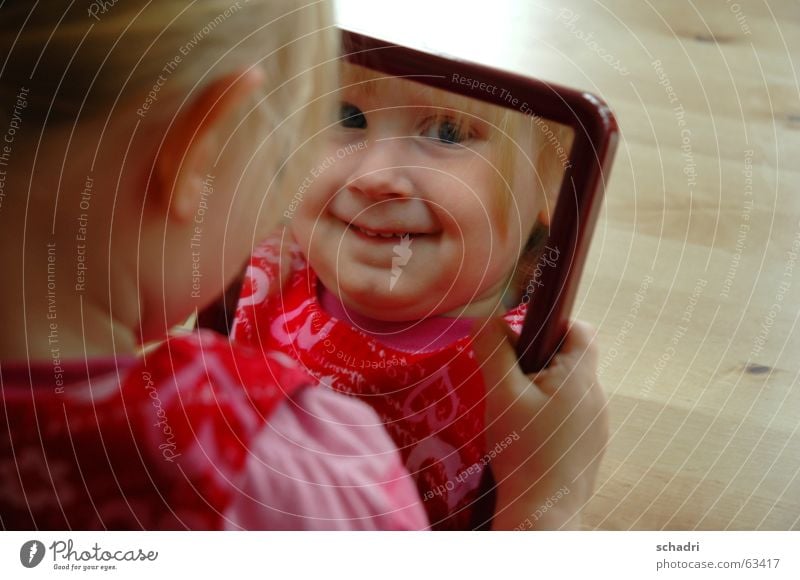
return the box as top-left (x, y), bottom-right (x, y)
top-left (379, 233), bottom-right (394, 238)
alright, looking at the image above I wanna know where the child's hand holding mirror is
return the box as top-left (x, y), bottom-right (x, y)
top-left (473, 318), bottom-right (608, 530)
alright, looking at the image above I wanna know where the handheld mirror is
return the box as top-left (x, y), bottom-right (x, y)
top-left (340, 29), bottom-right (618, 373)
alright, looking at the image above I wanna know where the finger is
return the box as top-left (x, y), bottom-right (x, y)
top-left (558, 320), bottom-right (599, 370)
top-left (532, 320), bottom-right (599, 396)
top-left (499, 317), bottom-right (520, 350)
top-left (471, 317), bottom-right (551, 418)
top-left (471, 317), bottom-right (524, 392)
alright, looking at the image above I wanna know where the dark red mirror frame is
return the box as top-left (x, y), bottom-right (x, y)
top-left (342, 29), bottom-right (619, 373)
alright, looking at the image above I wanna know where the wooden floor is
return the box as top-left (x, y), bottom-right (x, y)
top-left (338, 0), bottom-right (800, 530)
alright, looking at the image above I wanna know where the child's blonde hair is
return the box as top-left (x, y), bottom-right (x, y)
top-left (0, 0), bottom-right (336, 189)
top-left (340, 63), bottom-right (571, 238)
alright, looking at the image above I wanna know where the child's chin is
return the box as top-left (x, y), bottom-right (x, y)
top-left (342, 289), bottom-right (431, 321)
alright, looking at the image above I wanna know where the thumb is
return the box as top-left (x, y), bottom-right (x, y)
top-left (472, 318), bottom-right (547, 451)
top-left (472, 318), bottom-right (530, 413)
top-left (472, 318), bottom-right (521, 445)
top-left (555, 320), bottom-right (599, 371)
top-left (471, 317), bottom-right (525, 397)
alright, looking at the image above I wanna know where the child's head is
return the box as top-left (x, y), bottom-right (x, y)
top-left (289, 63), bottom-right (569, 321)
top-left (0, 1), bottom-right (336, 349)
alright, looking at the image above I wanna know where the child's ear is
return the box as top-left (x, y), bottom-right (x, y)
top-left (153, 67), bottom-right (265, 221)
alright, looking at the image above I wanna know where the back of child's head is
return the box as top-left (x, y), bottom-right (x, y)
top-left (0, 1), bottom-right (338, 348)
top-left (0, 0), bottom-right (335, 181)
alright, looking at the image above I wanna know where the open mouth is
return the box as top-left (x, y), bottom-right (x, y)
top-left (348, 223), bottom-right (429, 240)
top-left (351, 224), bottom-right (408, 239)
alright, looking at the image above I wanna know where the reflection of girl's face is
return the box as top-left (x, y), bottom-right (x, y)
top-left (289, 77), bottom-right (541, 321)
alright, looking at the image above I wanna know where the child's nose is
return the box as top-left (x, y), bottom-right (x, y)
top-left (346, 141), bottom-right (415, 200)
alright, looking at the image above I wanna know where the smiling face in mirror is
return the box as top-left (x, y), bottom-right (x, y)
top-left (289, 63), bottom-right (569, 322)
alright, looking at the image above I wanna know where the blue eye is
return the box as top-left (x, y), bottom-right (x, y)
top-left (422, 118), bottom-right (468, 144)
top-left (340, 102), bottom-right (366, 129)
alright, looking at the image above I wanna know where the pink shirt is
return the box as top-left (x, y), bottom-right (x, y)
top-left (0, 330), bottom-right (427, 530)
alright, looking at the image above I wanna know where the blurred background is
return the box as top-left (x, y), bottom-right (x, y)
top-left (337, 0), bottom-right (800, 530)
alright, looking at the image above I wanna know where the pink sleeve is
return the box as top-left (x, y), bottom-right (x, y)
top-left (223, 387), bottom-right (429, 530)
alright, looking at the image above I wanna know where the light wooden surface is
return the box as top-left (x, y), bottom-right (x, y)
top-left (337, 0), bottom-right (800, 530)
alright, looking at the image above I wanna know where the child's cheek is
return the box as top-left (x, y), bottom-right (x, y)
top-left (308, 178), bottom-right (342, 221)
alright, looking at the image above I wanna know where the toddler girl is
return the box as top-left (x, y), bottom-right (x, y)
top-left (0, 1), bottom-right (429, 530)
top-left (231, 63), bottom-right (574, 529)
